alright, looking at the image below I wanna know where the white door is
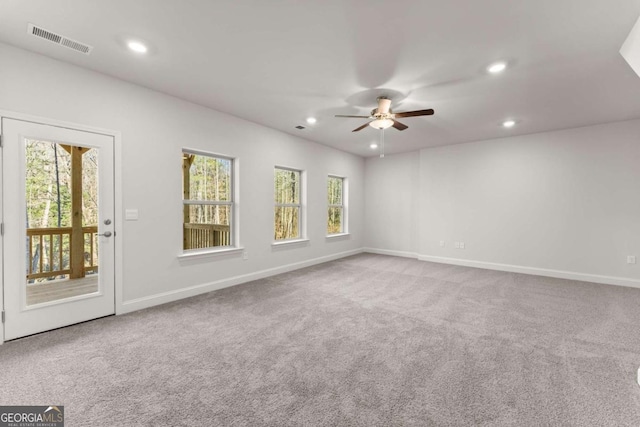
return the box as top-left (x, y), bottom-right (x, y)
top-left (2, 118), bottom-right (115, 340)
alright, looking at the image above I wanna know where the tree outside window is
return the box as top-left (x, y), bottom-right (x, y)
top-left (182, 151), bottom-right (233, 250)
top-left (274, 167), bottom-right (302, 240)
top-left (327, 176), bottom-right (345, 235)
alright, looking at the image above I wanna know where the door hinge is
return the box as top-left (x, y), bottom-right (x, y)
top-left (1, 311), bottom-right (4, 324)
top-left (0, 133), bottom-right (3, 147)
top-left (0, 223), bottom-right (3, 236)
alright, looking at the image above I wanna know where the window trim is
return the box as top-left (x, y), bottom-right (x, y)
top-left (327, 174), bottom-right (347, 236)
top-left (274, 165), bottom-right (305, 242)
top-left (271, 238), bottom-right (310, 248)
top-left (178, 246), bottom-right (244, 261)
top-left (181, 148), bottom-right (238, 254)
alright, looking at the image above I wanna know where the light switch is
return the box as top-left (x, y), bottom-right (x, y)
top-left (125, 209), bottom-right (139, 221)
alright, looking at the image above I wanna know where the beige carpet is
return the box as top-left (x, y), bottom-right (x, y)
top-left (2, 253), bottom-right (640, 426)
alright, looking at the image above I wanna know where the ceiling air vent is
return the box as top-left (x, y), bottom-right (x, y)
top-left (27, 23), bottom-right (93, 54)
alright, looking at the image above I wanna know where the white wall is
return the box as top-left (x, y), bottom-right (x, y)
top-left (366, 119), bottom-right (640, 285)
top-left (364, 152), bottom-right (419, 256)
top-left (0, 43), bottom-right (364, 310)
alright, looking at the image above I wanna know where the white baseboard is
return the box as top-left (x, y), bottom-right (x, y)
top-left (362, 247), bottom-right (419, 259)
top-left (119, 248), bottom-right (363, 314)
top-left (418, 254), bottom-right (640, 289)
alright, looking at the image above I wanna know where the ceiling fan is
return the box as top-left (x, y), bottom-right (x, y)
top-left (335, 97), bottom-right (434, 132)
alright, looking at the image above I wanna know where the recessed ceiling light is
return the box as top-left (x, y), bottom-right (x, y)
top-left (503, 120), bottom-right (516, 128)
top-left (488, 61), bottom-right (507, 74)
top-left (370, 143), bottom-right (378, 149)
top-left (127, 41), bottom-right (148, 54)
top-left (306, 117), bottom-right (317, 125)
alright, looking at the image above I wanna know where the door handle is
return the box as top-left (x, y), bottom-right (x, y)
top-left (98, 231), bottom-right (112, 238)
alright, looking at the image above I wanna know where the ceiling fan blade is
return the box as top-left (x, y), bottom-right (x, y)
top-left (335, 114), bottom-right (371, 118)
top-left (352, 122), bottom-right (371, 132)
top-left (394, 109), bottom-right (435, 118)
top-left (392, 120), bottom-right (408, 131)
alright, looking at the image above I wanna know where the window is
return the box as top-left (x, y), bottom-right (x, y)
top-left (182, 151), bottom-right (234, 251)
top-left (274, 167), bottom-right (302, 241)
top-left (327, 176), bottom-right (346, 235)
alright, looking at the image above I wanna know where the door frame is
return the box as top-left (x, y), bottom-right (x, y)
top-left (0, 110), bottom-right (123, 344)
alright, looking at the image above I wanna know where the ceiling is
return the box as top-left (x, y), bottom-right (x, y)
top-left (1, 0), bottom-right (640, 157)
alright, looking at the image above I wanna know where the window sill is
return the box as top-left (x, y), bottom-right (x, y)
top-left (178, 247), bottom-right (244, 261)
top-left (326, 233), bottom-right (350, 239)
top-left (271, 238), bottom-right (310, 248)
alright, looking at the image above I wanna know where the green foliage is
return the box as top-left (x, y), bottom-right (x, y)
top-left (188, 155), bottom-right (231, 202)
top-left (327, 177), bottom-right (343, 234)
top-left (26, 141), bottom-right (98, 228)
top-left (25, 141), bottom-right (99, 282)
top-left (327, 176), bottom-right (342, 205)
top-left (275, 168), bottom-right (300, 204)
top-left (182, 154), bottom-right (233, 250)
top-left (327, 207), bottom-right (342, 234)
top-left (184, 154), bottom-right (231, 226)
top-left (274, 168), bottom-right (300, 240)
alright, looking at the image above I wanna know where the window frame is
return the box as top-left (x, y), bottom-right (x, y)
top-left (327, 174), bottom-right (348, 236)
top-left (273, 165), bottom-right (306, 243)
top-left (181, 148), bottom-right (238, 254)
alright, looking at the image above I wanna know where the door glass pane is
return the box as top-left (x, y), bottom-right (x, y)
top-left (25, 140), bottom-right (99, 306)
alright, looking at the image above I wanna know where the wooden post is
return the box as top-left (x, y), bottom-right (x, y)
top-left (65, 145), bottom-right (89, 279)
top-left (182, 154), bottom-right (195, 249)
top-left (183, 154), bottom-right (195, 222)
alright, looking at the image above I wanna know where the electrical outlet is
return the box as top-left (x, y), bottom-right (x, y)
top-left (628, 256), bottom-right (637, 264)
top-left (454, 242), bottom-right (460, 249)
top-left (439, 240), bottom-right (445, 247)
top-left (243, 251), bottom-right (249, 260)
top-left (460, 242), bottom-right (465, 249)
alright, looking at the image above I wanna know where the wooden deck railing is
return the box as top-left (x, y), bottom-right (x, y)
top-left (184, 223), bottom-right (230, 249)
top-left (27, 226), bottom-right (98, 280)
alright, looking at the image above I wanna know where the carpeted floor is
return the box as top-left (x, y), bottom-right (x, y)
top-left (2, 253), bottom-right (640, 426)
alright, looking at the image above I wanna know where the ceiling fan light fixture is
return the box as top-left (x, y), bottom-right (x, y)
top-left (377, 97), bottom-right (392, 114)
top-left (306, 117), bottom-right (317, 124)
top-left (370, 142), bottom-right (378, 149)
top-left (369, 118), bottom-right (394, 129)
top-left (502, 119), bottom-right (516, 128)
